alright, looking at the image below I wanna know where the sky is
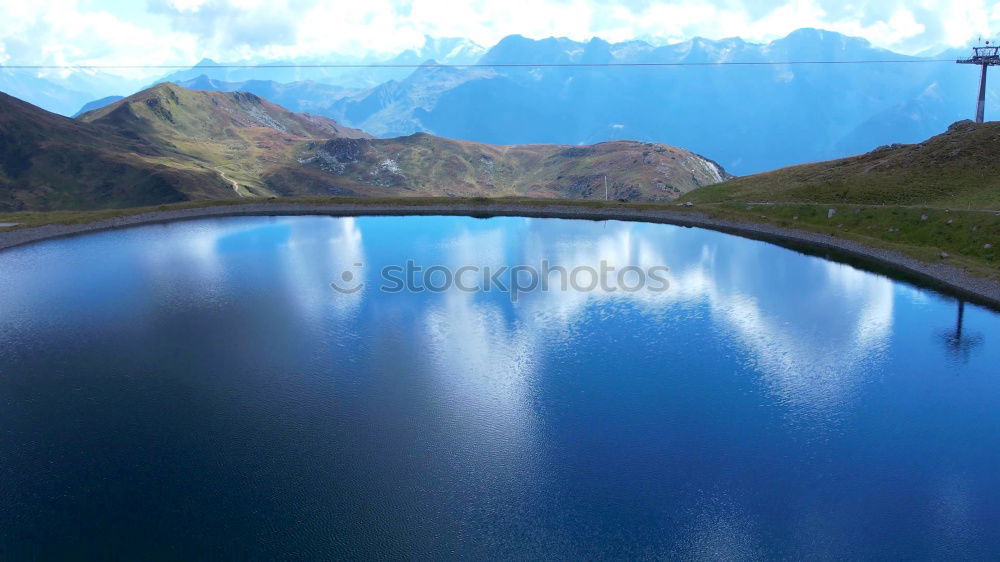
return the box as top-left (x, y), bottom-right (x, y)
top-left (1, 0), bottom-right (999, 72)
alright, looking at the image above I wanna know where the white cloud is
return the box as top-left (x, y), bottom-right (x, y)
top-left (1, 0), bottom-right (998, 76)
top-left (0, 1), bottom-right (196, 75)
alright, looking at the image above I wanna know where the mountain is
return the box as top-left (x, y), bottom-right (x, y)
top-left (168, 75), bottom-right (357, 118)
top-left (687, 120), bottom-right (1000, 208)
top-left (1, 84), bottom-right (728, 210)
top-left (73, 95), bottom-right (125, 117)
top-left (18, 30), bottom-right (999, 177)
top-left (0, 69), bottom-right (148, 118)
top-left (312, 29), bottom-right (995, 175)
top-left (76, 83), bottom-right (372, 198)
top-left (329, 63), bottom-right (496, 137)
top-left (167, 65), bottom-right (493, 139)
top-left (296, 134), bottom-right (728, 199)
top-left (831, 47), bottom-right (998, 157)
top-left (153, 36), bottom-right (485, 90)
top-left (0, 36), bottom-right (484, 118)
top-left (0, 72), bottom-right (96, 118)
top-left (62, 30), bottom-right (995, 175)
top-left (0, 91), bottom-right (228, 211)
top-left (79, 83), bottom-right (370, 141)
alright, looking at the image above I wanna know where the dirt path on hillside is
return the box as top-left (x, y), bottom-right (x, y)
top-left (216, 169), bottom-right (248, 197)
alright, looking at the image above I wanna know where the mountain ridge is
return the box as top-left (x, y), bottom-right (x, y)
top-left (37, 28), bottom-right (996, 176)
top-left (0, 90), bottom-right (231, 211)
top-left (301, 29), bottom-right (990, 175)
top-left (2, 83), bottom-right (730, 210)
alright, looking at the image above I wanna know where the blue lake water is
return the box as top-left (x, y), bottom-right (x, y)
top-left (0, 215), bottom-right (998, 559)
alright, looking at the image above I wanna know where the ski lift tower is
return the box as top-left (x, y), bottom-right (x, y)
top-left (957, 41), bottom-right (1000, 123)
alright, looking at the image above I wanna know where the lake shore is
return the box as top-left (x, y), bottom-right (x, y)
top-left (2, 199), bottom-right (998, 309)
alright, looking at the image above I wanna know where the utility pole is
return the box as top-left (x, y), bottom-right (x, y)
top-left (604, 176), bottom-right (608, 201)
top-left (958, 41), bottom-right (1000, 123)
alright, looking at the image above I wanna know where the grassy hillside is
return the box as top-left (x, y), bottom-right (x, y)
top-left (300, 133), bottom-right (728, 199)
top-left (688, 120), bottom-right (1000, 209)
top-left (0, 82), bottom-right (733, 210)
top-left (79, 83), bottom-right (730, 202)
top-left (77, 83), bottom-right (372, 198)
top-left (0, 91), bottom-right (229, 211)
top-left (79, 83), bottom-right (370, 141)
top-left (681, 120), bottom-right (1000, 277)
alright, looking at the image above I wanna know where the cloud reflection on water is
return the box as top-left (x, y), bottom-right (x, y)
top-left (411, 217), bottom-right (896, 554)
top-left (417, 218), bottom-right (893, 422)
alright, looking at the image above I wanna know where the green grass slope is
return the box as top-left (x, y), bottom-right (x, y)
top-left (79, 83), bottom-right (370, 142)
top-left (681, 120), bottom-right (1000, 278)
top-left (300, 133), bottom-right (730, 199)
top-left (77, 83), bottom-right (372, 197)
top-left (0, 91), bottom-right (229, 211)
top-left (688, 120), bottom-right (1000, 209)
top-left (82, 83), bottom-right (731, 201)
top-left (3, 82), bottom-right (732, 210)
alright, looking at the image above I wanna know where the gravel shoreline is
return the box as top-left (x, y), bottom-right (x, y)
top-left (2, 201), bottom-right (998, 310)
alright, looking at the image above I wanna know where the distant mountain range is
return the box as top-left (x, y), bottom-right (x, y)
top-left (1, 36), bottom-right (485, 121)
top-left (315, 30), bottom-right (994, 175)
top-left (154, 36), bottom-right (486, 88)
top-left (3, 29), bottom-right (995, 176)
top-left (0, 83), bottom-right (728, 211)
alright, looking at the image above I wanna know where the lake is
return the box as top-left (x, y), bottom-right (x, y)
top-left (0, 215), bottom-right (998, 559)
